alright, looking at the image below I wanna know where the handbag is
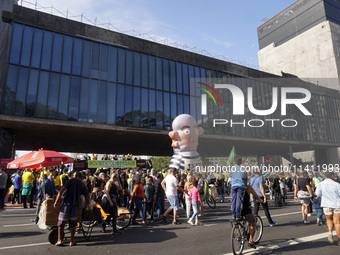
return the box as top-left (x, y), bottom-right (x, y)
top-left (297, 178), bottom-right (311, 199)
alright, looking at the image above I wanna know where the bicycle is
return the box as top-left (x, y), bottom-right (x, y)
top-left (230, 215), bottom-right (263, 255)
top-left (204, 186), bottom-right (216, 209)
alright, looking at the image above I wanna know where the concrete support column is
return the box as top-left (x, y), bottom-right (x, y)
top-left (315, 148), bottom-right (340, 166)
top-left (0, 128), bottom-right (14, 159)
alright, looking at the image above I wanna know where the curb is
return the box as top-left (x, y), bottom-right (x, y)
top-left (0, 208), bottom-right (36, 215)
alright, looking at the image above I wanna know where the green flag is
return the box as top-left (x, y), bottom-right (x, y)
top-left (226, 146), bottom-right (236, 166)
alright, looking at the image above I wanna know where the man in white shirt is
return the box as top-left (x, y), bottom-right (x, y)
top-left (161, 168), bottom-right (185, 224)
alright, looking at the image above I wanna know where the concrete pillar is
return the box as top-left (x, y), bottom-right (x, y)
top-left (0, 128), bottom-right (14, 159)
top-left (315, 148), bottom-right (340, 166)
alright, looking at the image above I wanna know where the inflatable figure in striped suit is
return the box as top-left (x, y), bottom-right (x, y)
top-left (168, 114), bottom-right (204, 173)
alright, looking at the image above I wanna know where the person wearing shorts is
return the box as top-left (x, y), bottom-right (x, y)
top-left (315, 171), bottom-right (340, 245)
top-left (161, 168), bottom-right (186, 224)
top-left (54, 172), bottom-right (89, 246)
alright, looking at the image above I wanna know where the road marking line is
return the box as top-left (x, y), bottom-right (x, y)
top-left (262, 211), bottom-right (301, 218)
top-left (203, 223), bottom-right (219, 227)
top-left (0, 242), bottom-right (50, 250)
top-left (3, 223), bottom-right (35, 227)
top-left (223, 231), bottom-right (334, 255)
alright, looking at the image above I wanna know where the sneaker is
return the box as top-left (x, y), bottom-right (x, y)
top-left (328, 233), bottom-right (334, 244)
top-left (172, 221), bottom-right (181, 225)
top-left (269, 220), bottom-right (278, 227)
top-left (194, 219), bottom-right (199, 226)
top-left (248, 242), bottom-right (256, 249)
top-left (160, 215), bottom-right (166, 222)
top-left (187, 219), bottom-right (194, 226)
top-left (303, 220), bottom-right (310, 224)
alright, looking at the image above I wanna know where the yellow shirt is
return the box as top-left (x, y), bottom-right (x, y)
top-left (60, 173), bottom-right (69, 186)
top-left (54, 175), bottom-right (61, 186)
top-left (39, 170), bottom-right (50, 180)
top-left (127, 178), bottom-right (132, 186)
top-left (22, 171), bottom-right (35, 184)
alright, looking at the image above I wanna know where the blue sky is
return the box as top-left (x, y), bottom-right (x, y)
top-left (23, 0), bottom-right (297, 68)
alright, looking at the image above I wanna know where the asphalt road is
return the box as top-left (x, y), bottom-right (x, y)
top-left (0, 197), bottom-right (339, 255)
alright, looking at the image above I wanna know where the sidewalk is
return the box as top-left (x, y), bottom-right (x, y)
top-left (0, 202), bottom-right (37, 215)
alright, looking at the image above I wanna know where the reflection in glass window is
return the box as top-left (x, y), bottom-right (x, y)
top-left (149, 56), bottom-right (156, 89)
top-left (184, 95), bottom-right (190, 114)
top-left (118, 48), bottom-right (125, 84)
top-left (82, 40), bottom-right (91, 77)
top-left (100, 44), bottom-right (109, 80)
top-left (20, 26), bottom-right (33, 67)
top-left (189, 65), bottom-right (195, 97)
top-left (190, 96), bottom-right (196, 121)
top-left (31, 29), bottom-right (43, 68)
top-left (98, 81), bottom-right (107, 124)
top-left (116, 84), bottom-right (125, 125)
top-left (3, 65), bottom-right (19, 114)
top-left (10, 23), bottom-right (23, 64)
top-left (141, 88), bottom-right (148, 127)
top-left (182, 64), bottom-right (189, 95)
top-left (164, 92), bottom-right (170, 130)
top-left (149, 89), bottom-right (156, 128)
top-left (41, 31), bottom-right (53, 70)
top-left (79, 78), bottom-right (89, 122)
top-left (36, 71), bottom-right (49, 118)
top-left (126, 50), bottom-right (133, 85)
top-left (171, 94), bottom-right (177, 122)
top-left (170, 61), bottom-right (176, 92)
top-left (68, 76), bottom-right (80, 121)
top-left (163, 59), bottom-right (169, 91)
top-left (15, 67), bottom-right (29, 116)
top-left (109, 47), bottom-right (117, 82)
top-left (107, 83), bottom-right (116, 125)
top-left (156, 91), bottom-right (163, 129)
top-left (141, 54), bottom-right (148, 88)
top-left (177, 94), bottom-right (183, 115)
top-left (72, 38), bottom-right (82, 75)
top-left (124, 86), bottom-right (133, 126)
top-left (176, 62), bottom-right (182, 94)
top-left (91, 42), bottom-right (100, 79)
top-left (133, 87), bottom-right (141, 127)
top-left (58, 75), bottom-right (70, 120)
top-left (89, 79), bottom-right (98, 123)
top-left (156, 57), bottom-right (162, 90)
top-left (133, 52), bottom-right (141, 86)
top-left (48, 73), bottom-right (60, 119)
top-left (62, 36), bottom-right (73, 74)
top-left (51, 33), bottom-right (63, 72)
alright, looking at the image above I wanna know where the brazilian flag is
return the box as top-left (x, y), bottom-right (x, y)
top-left (226, 146), bottom-right (236, 167)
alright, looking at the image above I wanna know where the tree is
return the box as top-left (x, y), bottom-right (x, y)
top-left (150, 156), bottom-right (171, 172)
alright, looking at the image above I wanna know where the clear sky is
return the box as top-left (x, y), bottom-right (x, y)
top-left (22, 0), bottom-right (297, 68)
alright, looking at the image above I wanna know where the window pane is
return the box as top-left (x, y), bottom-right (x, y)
top-left (51, 33), bottom-right (63, 72)
top-left (195, 67), bottom-right (201, 96)
top-left (72, 38), bottom-right (82, 75)
top-left (100, 44), bottom-right (109, 80)
top-left (184, 95), bottom-right (190, 114)
top-left (47, 73), bottom-right (60, 119)
top-left (190, 96), bottom-right (196, 120)
top-left (58, 75), bottom-right (70, 120)
top-left (118, 48), bottom-right (125, 84)
top-left (164, 92), bottom-right (170, 130)
top-left (176, 62), bottom-right (182, 94)
top-left (109, 46), bottom-right (117, 82)
top-left (163, 59), bottom-right (169, 91)
top-left (41, 31), bottom-right (53, 70)
top-left (141, 88), bottom-right (148, 127)
top-left (82, 40), bottom-right (91, 77)
top-left (156, 57), bottom-right (162, 90)
top-left (68, 76), bottom-right (80, 121)
top-left (31, 29), bottom-right (43, 68)
top-left (133, 52), bottom-right (141, 86)
top-left (89, 79), bottom-right (98, 123)
top-left (62, 36), bottom-right (73, 74)
top-left (79, 78), bottom-right (89, 122)
top-left (116, 84), bottom-right (125, 125)
top-left (124, 85), bottom-right (133, 126)
top-left (141, 54), bottom-right (148, 88)
top-left (177, 94), bottom-right (183, 115)
top-left (156, 91), bottom-right (163, 129)
top-left (91, 42), bottom-right (100, 79)
top-left (149, 56), bottom-right (155, 89)
top-left (36, 71), bottom-right (49, 118)
top-left (20, 26), bottom-right (33, 67)
top-left (133, 87), bottom-right (141, 127)
top-left (107, 82), bottom-right (116, 125)
top-left (15, 67), bottom-right (29, 116)
top-left (9, 23), bottom-right (23, 64)
top-left (189, 65), bottom-right (195, 96)
top-left (126, 50), bottom-right (133, 85)
top-left (26, 69), bottom-right (39, 117)
top-left (182, 64), bottom-right (189, 94)
top-left (149, 89), bottom-right (156, 128)
top-left (171, 94), bottom-right (177, 121)
top-left (98, 81), bottom-right (107, 124)
top-left (170, 61), bottom-right (176, 92)
top-left (3, 65), bottom-right (19, 114)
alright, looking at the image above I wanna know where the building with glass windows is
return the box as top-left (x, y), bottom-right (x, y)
top-left (1, 1), bottom-right (340, 165)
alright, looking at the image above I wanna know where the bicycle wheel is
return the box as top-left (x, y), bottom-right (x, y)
top-left (207, 196), bottom-right (216, 209)
top-left (230, 223), bottom-right (244, 255)
top-left (253, 215), bottom-right (263, 244)
top-left (82, 220), bottom-right (97, 228)
top-left (116, 213), bottom-right (132, 230)
top-left (48, 227), bottom-right (64, 245)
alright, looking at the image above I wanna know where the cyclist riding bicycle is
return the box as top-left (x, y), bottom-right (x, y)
top-left (240, 184), bottom-right (263, 249)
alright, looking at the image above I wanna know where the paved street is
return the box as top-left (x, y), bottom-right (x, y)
top-left (0, 195), bottom-right (339, 255)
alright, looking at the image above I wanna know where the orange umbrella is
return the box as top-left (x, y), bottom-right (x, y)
top-left (7, 149), bottom-right (74, 169)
